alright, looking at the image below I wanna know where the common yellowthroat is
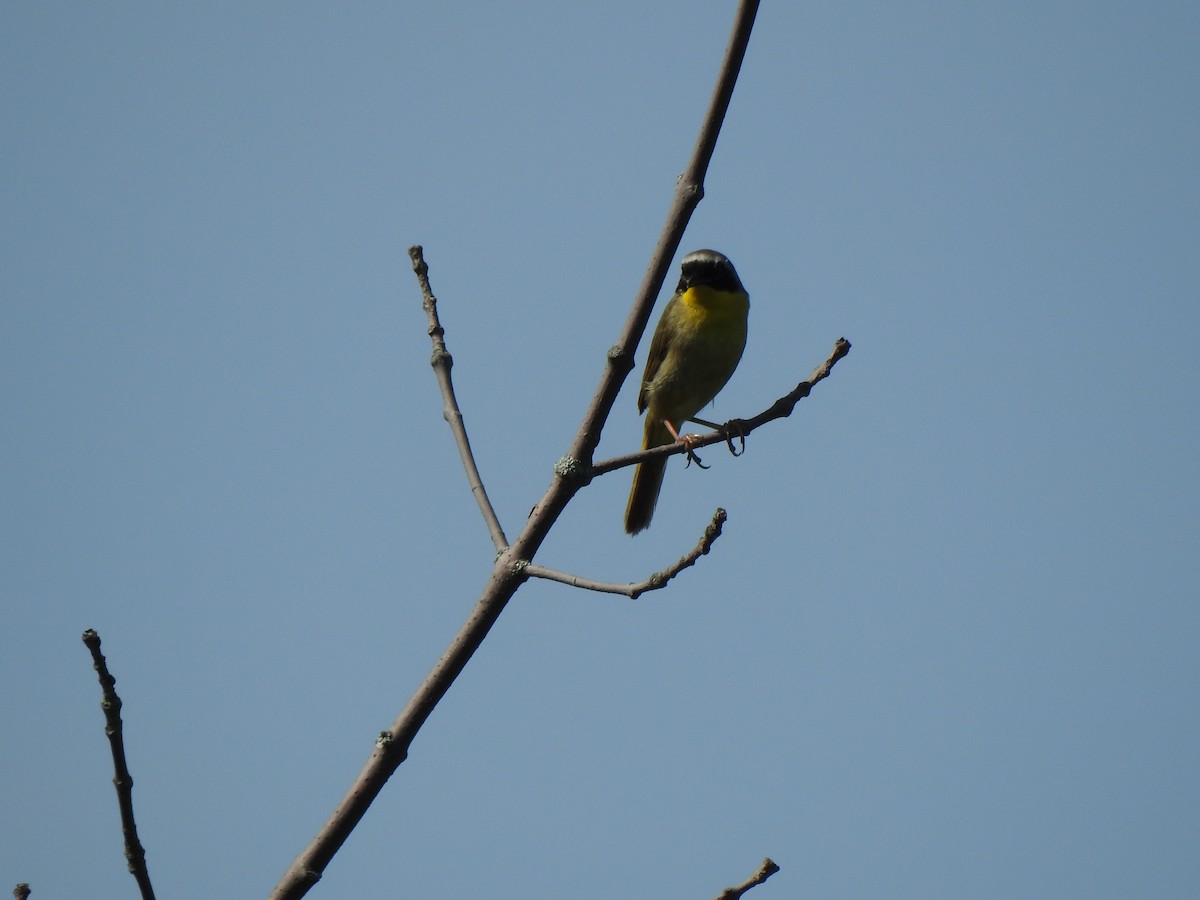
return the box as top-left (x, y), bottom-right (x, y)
top-left (625, 249), bottom-right (749, 534)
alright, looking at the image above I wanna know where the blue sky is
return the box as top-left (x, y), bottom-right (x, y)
top-left (3, 2), bottom-right (1198, 897)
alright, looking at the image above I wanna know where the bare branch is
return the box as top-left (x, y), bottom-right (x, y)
top-left (593, 337), bottom-right (851, 478)
top-left (714, 858), bottom-right (781, 900)
top-left (408, 245), bottom-right (509, 553)
top-left (81, 630), bottom-right (156, 900)
top-left (526, 508), bottom-right (727, 598)
top-left (270, 5), bottom-right (762, 897)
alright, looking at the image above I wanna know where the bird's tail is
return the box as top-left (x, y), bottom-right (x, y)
top-left (624, 418), bottom-right (672, 534)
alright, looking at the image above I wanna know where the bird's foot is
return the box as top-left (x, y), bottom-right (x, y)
top-left (686, 415), bottom-right (748, 458)
top-left (721, 418), bottom-right (747, 457)
top-left (665, 420), bottom-right (710, 470)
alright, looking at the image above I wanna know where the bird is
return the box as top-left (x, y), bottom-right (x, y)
top-left (625, 249), bottom-right (749, 534)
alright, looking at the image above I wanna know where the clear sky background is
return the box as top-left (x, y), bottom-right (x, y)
top-left (4, 2), bottom-right (1198, 898)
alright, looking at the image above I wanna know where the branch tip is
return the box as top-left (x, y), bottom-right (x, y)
top-left (83, 630), bottom-right (157, 900)
top-left (715, 857), bottom-right (780, 900)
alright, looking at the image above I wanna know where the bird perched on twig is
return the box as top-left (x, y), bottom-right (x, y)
top-left (625, 249), bottom-right (749, 534)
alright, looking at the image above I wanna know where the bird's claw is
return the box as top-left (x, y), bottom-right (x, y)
top-left (666, 420), bottom-right (710, 470)
top-left (683, 441), bottom-right (710, 469)
top-left (722, 418), bottom-right (747, 457)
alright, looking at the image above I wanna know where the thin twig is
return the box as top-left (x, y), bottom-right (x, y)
top-left (409, 245), bottom-right (509, 553)
top-left (592, 337), bottom-right (851, 478)
top-left (715, 858), bottom-right (780, 900)
top-left (526, 508), bottom-right (727, 598)
top-left (81, 630), bottom-right (156, 900)
top-left (270, 5), bottom-right (762, 897)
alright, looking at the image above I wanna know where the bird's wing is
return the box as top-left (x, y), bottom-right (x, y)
top-left (637, 296), bottom-right (677, 414)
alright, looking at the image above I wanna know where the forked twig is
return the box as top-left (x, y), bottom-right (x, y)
top-left (270, 4), bottom-right (765, 896)
top-left (572, 0), bottom-right (762, 466)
